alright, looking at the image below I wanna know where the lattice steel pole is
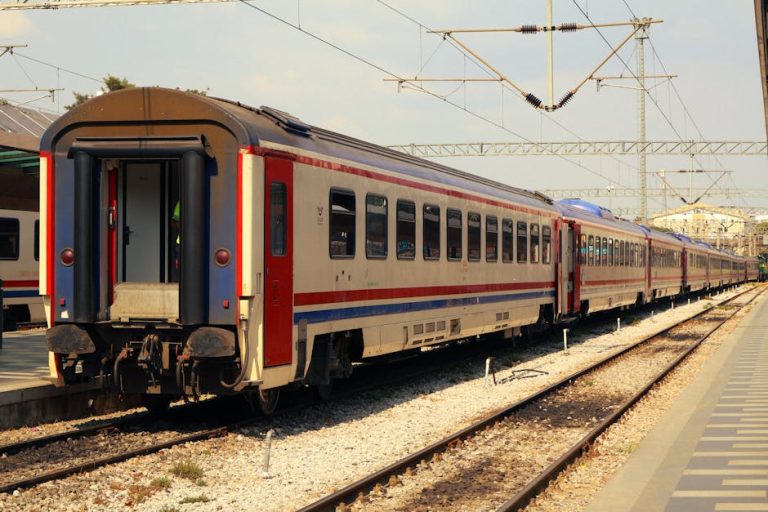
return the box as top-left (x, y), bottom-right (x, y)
top-left (636, 19), bottom-right (649, 222)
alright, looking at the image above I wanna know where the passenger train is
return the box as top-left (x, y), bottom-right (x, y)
top-left (39, 88), bottom-right (760, 413)
top-left (1, 208), bottom-right (45, 330)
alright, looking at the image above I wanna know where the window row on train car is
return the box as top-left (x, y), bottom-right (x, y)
top-left (326, 188), bottom-right (553, 264)
top-left (579, 233), bottom-right (646, 268)
top-left (0, 217), bottom-right (38, 261)
top-left (688, 253), bottom-right (707, 269)
top-left (651, 246), bottom-right (682, 269)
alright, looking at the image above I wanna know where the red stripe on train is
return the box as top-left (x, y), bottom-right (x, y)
top-left (294, 281), bottom-right (556, 307)
top-left (3, 280), bottom-right (39, 288)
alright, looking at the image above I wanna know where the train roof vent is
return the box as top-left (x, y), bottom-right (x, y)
top-left (260, 106), bottom-right (312, 137)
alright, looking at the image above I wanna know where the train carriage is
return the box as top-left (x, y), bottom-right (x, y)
top-left (673, 234), bottom-right (710, 294)
top-left (0, 208), bottom-right (45, 329)
top-left (41, 87), bottom-right (566, 411)
top-left (557, 200), bottom-right (647, 313)
top-left (746, 257), bottom-right (760, 281)
top-left (644, 228), bottom-right (685, 300)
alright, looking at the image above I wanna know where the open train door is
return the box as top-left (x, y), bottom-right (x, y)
top-left (263, 156), bottom-right (294, 367)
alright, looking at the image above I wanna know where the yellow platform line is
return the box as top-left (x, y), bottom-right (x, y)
top-left (702, 437), bottom-right (768, 441)
top-left (723, 479), bottom-right (768, 485)
top-left (672, 490), bottom-right (767, 498)
top-left (684, 469), bottom-right (768, 475)
top-left (695, 451), bottom-right (768, 456)
top-left (729, 460), bottom-right (768, 466)
top-left (716, 503), bottom-right (768, 510)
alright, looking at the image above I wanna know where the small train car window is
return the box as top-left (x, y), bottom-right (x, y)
top-left (580, 234), bottom-right (587, 265)
top-left (608, 238), bottom-right (614, 266)
top-left (270, 182), bottom-right (287, 256)
top-left (614, 239), bottom-right (620, 266)
top-left (542, 225), bottom-right (552, 264)
top-left (486, 216), bottom-right (498, 262)
top-left (366, 194), bottom-right (388, 259)
top-left (530, 223), bottom-right (540, 263)
top-left (34, 220), bottom-right (39, 261)
top-left (447, 208), bottom-right (462, 261)
top-left (423, 204), bottom-right (440, 260)
top-left (594, 237), bottom-right (601, 266)
top-left (468, 212), bottom-right (481, 262)
top-left (396, 200), bottom-right (416, 260)
top-left (588, 235), bottom-right (594, 266)
top-left (619, 241), bottom-right (625, 266)
top-left (0, 217), bottom-right (20, 260)
top-left (517, 221), bottom-right (528, 263)
top-left (330, 188), bottom-right (355, 258)
top-left (502, 219), bottom-right (514, 263)
top-left (602, 238), bottom-right (608, 266)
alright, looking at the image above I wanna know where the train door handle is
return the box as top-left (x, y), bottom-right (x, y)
top-left (124, 225), bottom-right (133, 245)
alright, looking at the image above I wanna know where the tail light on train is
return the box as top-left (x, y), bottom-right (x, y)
top-left (60, 248), bottom-right (74, 266)
top-left (215, 248), bottom-right (231, 267)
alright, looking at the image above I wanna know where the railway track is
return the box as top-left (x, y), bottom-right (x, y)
top-left (298, 284), bottom-right (765, 512)
top-left (0, 286), bottom-right (756, 499)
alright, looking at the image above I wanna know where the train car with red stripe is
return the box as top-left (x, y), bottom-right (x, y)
top-left (672, 234), bottom-right (711, 294)
top-left (746, 257), bottom-right (760, 281)
top-left (40, 88), bottom-right (567, 413)
top-left (556, 200), bottom-right (648, 314)
top-left (0, 208), bottom-right (45, 330)
top-left (644, 228), bottom-right (685, 300)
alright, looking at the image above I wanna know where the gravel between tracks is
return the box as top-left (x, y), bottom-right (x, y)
top-left (0, 287), bottom-right (751, 512)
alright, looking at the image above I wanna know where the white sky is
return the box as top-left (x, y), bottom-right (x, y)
top-left (0, 0), bottom-right (765, 217)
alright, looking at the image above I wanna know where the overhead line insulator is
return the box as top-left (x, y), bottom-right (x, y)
top-left (525, 93), bottom-right (542, 108)
top-left (558, 90), bottom-right (575, 108)
top-left (521, 25), bottom-right (538, 34)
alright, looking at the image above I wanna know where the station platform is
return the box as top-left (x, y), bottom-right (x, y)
top-left (588, 293), bottom-right (768, 512)
top-left (0, 329), bottom-right (50, 391)
top-left (0, 329), bottom-right (108, 429)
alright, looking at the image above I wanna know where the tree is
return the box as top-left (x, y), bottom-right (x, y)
top-left (65, 74), bottom-right (135, 110)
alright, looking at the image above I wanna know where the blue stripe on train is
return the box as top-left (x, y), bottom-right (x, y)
top-left (3, 290), bottom-right (40, 298)
top-left (293, 289), bottom-right (555, 325)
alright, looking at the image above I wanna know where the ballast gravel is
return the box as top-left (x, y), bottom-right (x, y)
top-left (0, 287), bottom-right (750, 512)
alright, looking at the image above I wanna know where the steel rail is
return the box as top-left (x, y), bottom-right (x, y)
top-left (297, 285), bottom-right (763, 512)
top-left (497, 284), bottom-right (766, 512)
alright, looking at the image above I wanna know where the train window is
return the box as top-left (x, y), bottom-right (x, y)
top-left (542, 226), bottom-right (552, 264)
top-left (580, 234), bottom-right (587, 265)
top-left (502, 219), bottom-right (514, 263)
top-left (594, 237), bottom-right (601, 266)
top-left (34, 220), bottom-right (39, 261)
top-left (588, 235), bottom-right (594, 266)
top-left (619, 241), bottom-right (625, 266)
top-left (517, 221), bottom-right (528, 263)
top-left (366, 194), bottom-right (388, 259)
top-left (530, 223), bottom-right (540, 263)
top-left (614, 239), bottom-right (620, 266)
top-left (396, 200), bottom-right (416, 260)
top-left (423, 204), bottom-right (441, 260)
top-left (608, 238), bottom-right (614, 266)
top-left (270, 182), bottom-right (287, 256)
top-left (486, 216), bottom-right (498, 262)
top-left (447, 208), bottom-right (462, 261)
top-left (330, 189), bottom-right (355, 258)
top-left (0, 217), bottom-right (19, 260)
top-left (602, 238), bottom-right (608, 266)
top-left (468, 212), bottom-right (481, 262)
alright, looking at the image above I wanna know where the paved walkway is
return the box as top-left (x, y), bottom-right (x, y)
top-left (0, 329), bottom-right (50, 392)
top-left (588, 292), bottom-right (768, 512)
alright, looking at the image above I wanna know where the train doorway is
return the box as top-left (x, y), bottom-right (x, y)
top-left (116, 161), bottom-right (180, 284)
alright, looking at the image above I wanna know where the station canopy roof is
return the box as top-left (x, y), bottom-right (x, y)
top-left (0, 101), bottom-right (58, 176)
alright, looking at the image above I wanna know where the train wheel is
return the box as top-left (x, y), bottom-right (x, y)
top-left (314, 381), bottom-right (333, 401)
top-left (142, 394), bottom-right (172, 415)
top-left (256, 387), bottom-right (280, 416)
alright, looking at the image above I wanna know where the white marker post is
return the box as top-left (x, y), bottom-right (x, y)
top-left (262, 429), bottom-right (275, 479)
top-left (484, 357), bottom-right (496, 386)
top-left (616, 318), bottom-right (621, 332)
top-left (563, 328), bottom-right (569, 352)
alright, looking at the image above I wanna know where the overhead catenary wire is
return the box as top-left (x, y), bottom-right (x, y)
top-left (375, 0), bottom-right (668, 209)
top-left (236, 0), bottom-right (638, 193)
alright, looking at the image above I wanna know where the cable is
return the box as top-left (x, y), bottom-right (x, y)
top-left (373, 0), bottom-right (663, 206)
top-left (237, 0), bottom-right (637, 192)
top-left (13, 52), bottom-right (102, 83)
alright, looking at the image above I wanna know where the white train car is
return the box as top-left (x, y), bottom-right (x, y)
top-left (0, 208), bottom-right (44, 329)
top-left (40, 88), bottom-right (562, 412)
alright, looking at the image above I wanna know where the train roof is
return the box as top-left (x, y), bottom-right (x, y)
top-left (555, 199), bottom-right (647, 235)
top-left (42, 87), bottom-right (559, 215)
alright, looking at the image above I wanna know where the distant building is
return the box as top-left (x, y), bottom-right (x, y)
top-left (649, 203), bottom-right (758, 255)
